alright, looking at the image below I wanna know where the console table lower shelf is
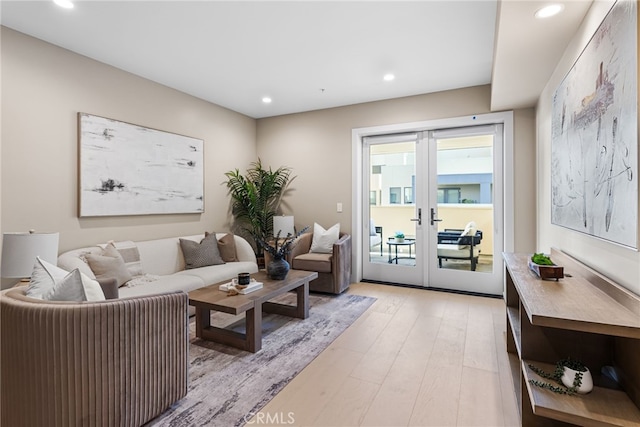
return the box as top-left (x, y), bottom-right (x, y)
top-left (503, 249), bottom-right (640, 427)
top-left (522, 360), bottom-right (640, 426)
top-left (188, 270), bottom-right (318, 353)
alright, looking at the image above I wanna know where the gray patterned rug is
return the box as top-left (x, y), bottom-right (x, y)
top-left (148, 292), bottom-right (376, 427)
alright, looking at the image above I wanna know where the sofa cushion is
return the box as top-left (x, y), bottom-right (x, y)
top-left (310, 222), bottom-right (340, 254)
top-left (176, 261), bottom-right (259, 285)
top-left (292, 252), bottom-right (332, 273)
top-left (217, 233), bottom-right (238, 262)
top-left (27, 257), bottom-right (105, 302)
top-left (117, 274), bottom-right (206, 299)
top-left (86, 243), bottom-right (133, 287)
top-left (180, 233), bottom-right (224, 269)
top-left (437, 244), bottom-right (480, 258)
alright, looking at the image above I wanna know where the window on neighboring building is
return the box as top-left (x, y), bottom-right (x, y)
top-left (437, 187), bottom-right (461, 203)
top-left (369, 191), bottom-right (377, 205)
top-left (390, 187), bottom-right (401, 204)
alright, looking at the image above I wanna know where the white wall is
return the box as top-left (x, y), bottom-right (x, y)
top-left (256, 87), bottom-right (537, 255)
top-left (536, 0), bottom-right (639, 295)
top-left (1, 28), bottom-right (257, 257)
top-left (1, 27), bottom-right (539, 287)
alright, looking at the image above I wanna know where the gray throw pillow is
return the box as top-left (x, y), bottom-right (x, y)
top-left (180, 233), bottom-right (225, 269)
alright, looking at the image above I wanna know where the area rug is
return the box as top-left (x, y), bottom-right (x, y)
top-left (148, 292), bottom-right (376, 427)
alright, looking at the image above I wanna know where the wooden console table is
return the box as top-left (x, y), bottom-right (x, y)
top-left (503, 249), bottom-right (640, 426)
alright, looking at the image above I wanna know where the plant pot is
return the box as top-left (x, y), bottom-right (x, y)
top-left (257, 256), bottom-right (266, 270)
top-left (267, 258), bottom-right (290, 280)
top-left (395, 237), bottom-right (404, 243)
top-left (528, 259), bottom-right (564, 280)
top-left (561, 366), bottom-right (593, 394)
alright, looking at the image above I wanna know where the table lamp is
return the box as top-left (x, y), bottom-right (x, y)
top-left (273, 216), bottom-right (295, 238)
top-left (1, 230), bottom-right (59, 283)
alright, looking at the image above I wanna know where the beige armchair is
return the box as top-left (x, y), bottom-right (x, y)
top-left (0, 287), bottom-right (188, 427)
top-left (288, 232), bottom-right (351, 294)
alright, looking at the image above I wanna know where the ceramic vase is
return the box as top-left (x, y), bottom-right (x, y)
top-left (267, 257), bottom-right (290, 280)
top-left (561, 366), bottom-right (593, 394)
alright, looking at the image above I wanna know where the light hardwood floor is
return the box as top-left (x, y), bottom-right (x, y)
top-left (251, 282), bottom-right (520, 427)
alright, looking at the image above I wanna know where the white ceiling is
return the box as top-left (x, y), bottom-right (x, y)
top-left (1, 1), bottom-right (592, 119)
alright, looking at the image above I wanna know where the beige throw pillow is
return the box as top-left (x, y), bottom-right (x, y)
top-left (217, 233), bottom-right (238, 262)
top-left (86, 242), bottom-right (133, 287)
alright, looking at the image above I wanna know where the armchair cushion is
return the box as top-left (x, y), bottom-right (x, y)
top-left (310, 222), bottom-right (340, 254)
top-left (292, 252), bottom-right (332, 274)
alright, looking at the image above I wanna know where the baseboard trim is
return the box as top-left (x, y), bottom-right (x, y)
top-left (359, 279), bottom-right (502, 299)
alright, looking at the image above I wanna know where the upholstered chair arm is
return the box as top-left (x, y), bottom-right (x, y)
top-left (331, 233), bottom-right (352, 291)
top-left (97, 277), bottom-right (119, 299)
top-left (287, 232), bottom-right (313, 262)
top-left (0, 289), bottom-right (189, 427)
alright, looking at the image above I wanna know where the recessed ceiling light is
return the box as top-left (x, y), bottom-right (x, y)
top-left (262, 97), bottom-right (272, 104)
top-left (535, 4), bottom-right (564, 19)
top-left (383, 74), bottom-right (395, 82)
top-left (53, 0), bottom-right (74, 9)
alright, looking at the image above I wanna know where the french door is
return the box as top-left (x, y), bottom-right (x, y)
top-left (361, 124), bottom-right (504, 295)
top-left (426, 124), bottom-right (504, 295)
top-left (362, 133), bottom-right (423, 286)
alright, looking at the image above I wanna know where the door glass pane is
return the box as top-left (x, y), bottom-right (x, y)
top-left (436, 135), bottom-right (493, 273)
top-left (369, 141), bottom-right (416, 266)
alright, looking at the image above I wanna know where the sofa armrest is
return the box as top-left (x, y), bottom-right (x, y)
top-left (97, 277), bottom-right (119, 299)
top-left (1, 289), bottom-right (189, 426)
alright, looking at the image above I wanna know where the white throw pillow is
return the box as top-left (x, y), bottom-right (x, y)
top-left (45, 269), bottom-right (87, 301)
top-left (460, 221), bottom-right (477, 237)
top-left (310, 223), bottom-right (340, 254)
top-left (27, 257), bottom-right (105, 302)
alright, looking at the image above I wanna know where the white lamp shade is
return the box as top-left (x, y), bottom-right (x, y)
top-left (273, 216), bottom-right (295, 237)
top-left (1, 232), bottom-right (59, 278)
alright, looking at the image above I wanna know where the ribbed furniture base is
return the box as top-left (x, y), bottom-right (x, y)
top-left (1, 289), bottom-right (189, 427)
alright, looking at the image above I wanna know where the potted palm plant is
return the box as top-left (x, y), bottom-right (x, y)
top-left (223, 159), bottom-right (295, 266)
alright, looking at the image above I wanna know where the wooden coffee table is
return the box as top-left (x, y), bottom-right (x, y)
top-left (188, 269), bottom-right (318, 352)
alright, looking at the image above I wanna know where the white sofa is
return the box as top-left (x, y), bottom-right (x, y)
top-left (57, 233), bottom-right (259, 300)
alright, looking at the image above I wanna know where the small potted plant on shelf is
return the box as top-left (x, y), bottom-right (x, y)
top-left (528, 252), bottom-right (564, 280)
top-left (394, 231), bottom-right (405, 242)
top-left (528, 357), bottom-right (593, 395)
top-left (257, 226), bottom-right (308, 280)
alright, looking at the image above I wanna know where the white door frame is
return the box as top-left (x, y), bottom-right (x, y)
top-left (351, 111), bottom-right (514, 294)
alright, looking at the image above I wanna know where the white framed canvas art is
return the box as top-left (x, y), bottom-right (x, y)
top-left (78, 113), bottom-right (204, 217)
top-left (551, 0), bottom-right (637, 249)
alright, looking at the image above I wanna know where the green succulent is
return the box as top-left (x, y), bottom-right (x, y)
top-left (531, 253), bottom-right (554, 265)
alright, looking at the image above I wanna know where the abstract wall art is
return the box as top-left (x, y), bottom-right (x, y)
top-left (551, 0), bottom-right (637, 249)
top-left (79, 113), bottom-right (204, 217)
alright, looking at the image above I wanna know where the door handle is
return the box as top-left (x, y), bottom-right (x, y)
top-left (430, 208), bottom-right (442, 226)
top-left (410, 208), bottom-right (422, 226)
